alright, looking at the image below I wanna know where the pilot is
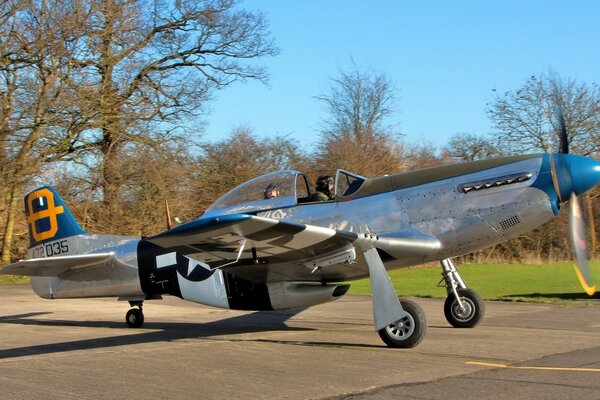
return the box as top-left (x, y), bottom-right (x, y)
top-left (264, 183), bottom-right (280, 199)
top-left (309, 175), bottom-right (334, 202)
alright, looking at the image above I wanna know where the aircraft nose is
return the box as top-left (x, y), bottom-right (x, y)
top-left (551, 153), bottom-right (600, 202)
top-left (568, 154), bottom-right (600, 195)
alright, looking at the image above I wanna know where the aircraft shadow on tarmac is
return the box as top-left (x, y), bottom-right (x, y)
top-left (0, 309), bottom-right (339, 360)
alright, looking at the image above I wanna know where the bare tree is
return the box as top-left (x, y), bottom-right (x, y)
top-left (488, 74), bottom-right (600, 156)
top-left (0, 0), bottom-right (278, 262)
top-left (56, 0), bottom-right (278, 225)
top-left (194, 127), bottom-right (305, 213)
top-left (402, 142), bottom-right (448, 170)
top-left (50, 138), bottom-right (199, 236)
top-left (485, 74), bottom-right (600, 261)
top-left (443, 132), bottom-right (500, 162)
top-left (0, 0), bottom-right (87, 263)
top-left (313, 67), bottom-right (406, 177)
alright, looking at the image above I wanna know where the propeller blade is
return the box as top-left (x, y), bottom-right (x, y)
top-left (557, 106), bottom-right (569, 154)
top-left (165, 198), bottom-right (173, 230)
top-left (569, 192), bottom-right (596, 296)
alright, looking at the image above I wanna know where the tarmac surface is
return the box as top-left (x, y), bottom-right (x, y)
top-left (0, 285), bottom-right (599, 400)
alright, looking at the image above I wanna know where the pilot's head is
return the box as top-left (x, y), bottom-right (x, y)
top-left (316, 175), bottom-right (334, 195)
top-left (264, 183), bottom-right (279, 199)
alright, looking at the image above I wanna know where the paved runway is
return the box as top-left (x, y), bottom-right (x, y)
top-left (0, 285), bottom-right (599, 399)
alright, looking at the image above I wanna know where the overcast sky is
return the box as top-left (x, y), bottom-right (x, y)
top-left (203, 1), bottom-right (599, 151)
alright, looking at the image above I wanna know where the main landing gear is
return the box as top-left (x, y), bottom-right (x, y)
top-left (439, 259), bottom-right (485, 328)
top-left (363, 247), bottom-right (427, 348)
top-left (377, 298), bottom-right (427, 348)
top-left (126, 301), bottom-right (144, 328)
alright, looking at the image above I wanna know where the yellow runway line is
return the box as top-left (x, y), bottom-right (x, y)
top-left (466, 361), bottom-right (600, 373)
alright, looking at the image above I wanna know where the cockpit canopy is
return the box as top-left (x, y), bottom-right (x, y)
top-left (202, 170), bottom-right (308, 218)
top-left (201, 169), bottom-right (366, 219)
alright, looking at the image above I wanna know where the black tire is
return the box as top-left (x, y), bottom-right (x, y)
top-left (126, 308), bottom-right (144, 328)
top-left (444, 289), bottom-right (485, 328)
top-left (377, 299), bottom-right (427, 348)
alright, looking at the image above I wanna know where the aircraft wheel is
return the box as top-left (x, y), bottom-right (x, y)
top-left (444, 289), bottom-right (485, 328)
top-left (378, 299), bottom-right (427, 348)
top-left (126, 308), bottom-right (144, 328)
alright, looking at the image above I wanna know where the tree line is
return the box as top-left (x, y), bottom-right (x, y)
top-left (1, 1), bottom-right (599, 265)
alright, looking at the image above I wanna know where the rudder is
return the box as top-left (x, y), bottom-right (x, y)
top-left (25, 186), bottom-right (86, 249)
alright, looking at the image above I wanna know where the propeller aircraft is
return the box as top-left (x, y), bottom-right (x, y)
top-left (2, 148), bottom-right (599, 348)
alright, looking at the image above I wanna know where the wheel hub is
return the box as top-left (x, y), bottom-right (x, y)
top-left (452, 299), bottom-right (474, 321)
top-left (386, 315), bottom-right (415, 339)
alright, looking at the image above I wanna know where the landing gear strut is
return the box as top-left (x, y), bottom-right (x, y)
top-left (439, 259), bottom-right (485, 328)
top-left (126, 301), bottom-right (144, 328)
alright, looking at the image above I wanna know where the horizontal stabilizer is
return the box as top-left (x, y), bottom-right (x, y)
top-left (0, 253), bottom-right (115, 277)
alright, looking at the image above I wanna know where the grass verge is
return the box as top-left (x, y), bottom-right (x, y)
top-left (348, 262), bottom-right (600, 302)
top-left (0, 274), bottom-right (30, 284)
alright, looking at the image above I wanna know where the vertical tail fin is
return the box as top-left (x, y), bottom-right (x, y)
top-left (25, 186), bottom-right (86, 249)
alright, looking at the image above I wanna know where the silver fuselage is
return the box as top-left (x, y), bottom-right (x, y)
top-left (261, 156), bottom-right (553, 268)
top-left (29, 154), bottom-right (564, 306)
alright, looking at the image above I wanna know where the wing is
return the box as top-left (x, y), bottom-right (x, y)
top-left (147, 214), bottom-right (441, 282)
top-left (0, 253), bottom-right (116, 277)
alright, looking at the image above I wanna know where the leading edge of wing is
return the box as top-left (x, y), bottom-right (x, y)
top-left (147, 214), bottom-right (442, 265)
top-left (0, 253), bottom-right (116, 277)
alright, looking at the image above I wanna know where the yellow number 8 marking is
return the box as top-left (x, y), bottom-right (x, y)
top-left (27, 188), bottom-right (64, 242)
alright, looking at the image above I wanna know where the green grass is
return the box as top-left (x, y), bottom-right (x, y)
top-left (348, 262), bottom-right (600, 302)
top-left (0, 274), bottom-right (30, 284)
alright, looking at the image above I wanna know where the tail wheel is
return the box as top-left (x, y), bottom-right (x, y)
top-left (126, 308), bottom-right (144, 328)
top-left (378, 299), bottom-right (427, 348)
top-left (444, 288), bottom-right (485, 328)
